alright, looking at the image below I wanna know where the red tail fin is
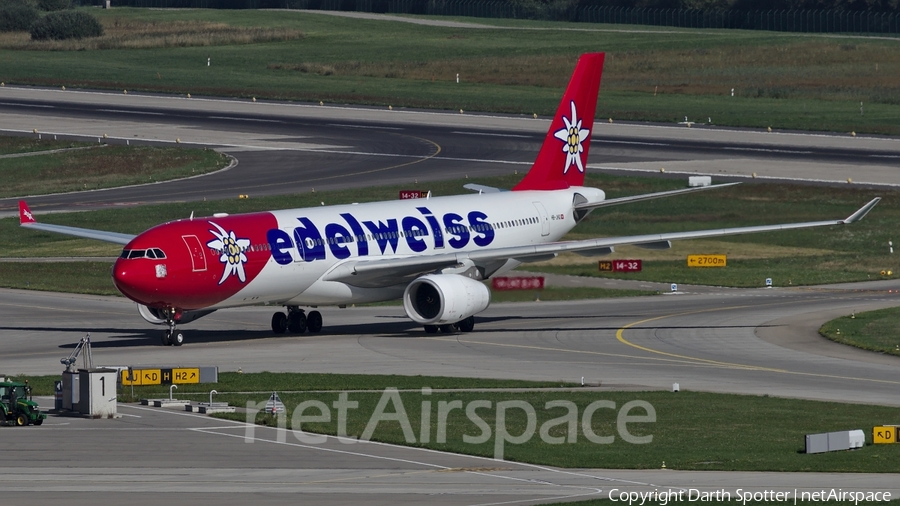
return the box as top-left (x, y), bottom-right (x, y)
top-left (512, 53), bottom-right (605, 191)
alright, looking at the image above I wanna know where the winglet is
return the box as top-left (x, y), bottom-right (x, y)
top-left (842, 197), bottom-right (880, 224)
top-left (19, 201), bottom-right (36, 225)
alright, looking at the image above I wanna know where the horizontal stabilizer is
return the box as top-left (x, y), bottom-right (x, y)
top-left (463, 184), bottom-right (504, 194)
top-left (575, 182), bottom-right (740, 211)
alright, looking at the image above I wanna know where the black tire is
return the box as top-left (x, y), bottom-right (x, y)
top-left (271, 312), bottom-right (288, 334)
top-left (423, 325), bottom-right (438, 334)
top-left (15, 413), bottom-right (29, 426)
top-left (161, 332), bottom-right (171, 346)
top-left (172, 332), bottom-right (184, 346)
top-left (34, 418), bottom-right (43, 426)
top-left (439, 324), bottom-right (454, 333)
top-left (307, 311), bottom-right (323, 333)
top-left (288, 311), bottom-right (307, 333)
top-left (457, 316), bottom-right (475, 333)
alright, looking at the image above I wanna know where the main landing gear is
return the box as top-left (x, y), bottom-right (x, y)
top-left (272, 307), bottom-right (323, 335)
top-left (423, 315), bottom-right (475, 334)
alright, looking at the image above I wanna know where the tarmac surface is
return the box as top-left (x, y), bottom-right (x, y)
top-left (1, 81), bottom-right (899, 219)
top-left (3, 279), bottom-right (900, 504)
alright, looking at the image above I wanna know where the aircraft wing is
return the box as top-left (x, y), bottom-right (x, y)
top-left (323, 197), bottom-right (880, 288)
top-left (18, 201), bottom-right (136, 245)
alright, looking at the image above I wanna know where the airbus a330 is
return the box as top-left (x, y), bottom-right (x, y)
top-left (19, 53), bottom-right (880, 346)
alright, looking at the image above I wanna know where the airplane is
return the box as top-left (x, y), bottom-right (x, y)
top-left (19, 52), bottom-right (880, 346)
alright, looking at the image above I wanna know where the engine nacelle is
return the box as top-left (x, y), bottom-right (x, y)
top-left (137, 304), bottom-right (216, 325)
top-left (403, 274), bottom-right (491, 325)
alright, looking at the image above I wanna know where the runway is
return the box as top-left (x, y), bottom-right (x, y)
top-left (1, 85), bottom-right (899, 219)
top-left (2, 86), bottom-right (900, 504)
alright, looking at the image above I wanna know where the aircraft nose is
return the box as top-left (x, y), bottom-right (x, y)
top-left (112, 258), bottom-right (158, 304)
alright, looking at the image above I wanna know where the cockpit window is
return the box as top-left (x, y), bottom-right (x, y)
top-left (120, 248), bottom-right (166, 260)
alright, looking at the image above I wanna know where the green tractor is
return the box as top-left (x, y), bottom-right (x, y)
top-left (0, 381), bottom-right (46, 426)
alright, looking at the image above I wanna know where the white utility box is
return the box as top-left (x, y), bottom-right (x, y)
top-left (77, 368), bottom-right (118, 418)
top-left (849, 429), bottom-right (865, 449)
top-left (688, 176), bottom-right (712, 187)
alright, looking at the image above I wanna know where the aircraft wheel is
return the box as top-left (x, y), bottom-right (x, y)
top-left (307, 311), bottom-right (323, 333)
top-left (423, 325), bottom-right (438, 334)
top-left (172, 332), bottom-right (184, 346)
top-left (439, 324), bottom-right (454, 333)
top-left (271, 312), bottom-right (288, 334)
top-left (288, 311), bottom-right (307, 333)
top-left (456, 316), bottom-right (475, 333)
top-left (15, 413), bottom-right (29, 426)
top-left (161, 332), bottom-right (171, 346)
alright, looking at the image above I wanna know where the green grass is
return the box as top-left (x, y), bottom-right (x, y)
top-left (210, 388), bottom-right (900, 472)
top-left (1, 9), bottom-right (899, 133)
top-left (9, 372), bottom-right (573, 397)
top-left (0, 142), bottom-right (229, 198)
top-left (0, 262), bottom-right (118, 295)
top-left (14, 371), bottom-right (900, 473)
top-left (491, 286), bottom-right (654, 301)
top-left (524, 256), bottom-right (892, 288)
top-left (0, 136), bottom-right (87, 155)
top-left (820, 307), bottom-right (900, 356)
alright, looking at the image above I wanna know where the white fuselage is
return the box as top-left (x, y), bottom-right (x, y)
top-left (212, 187), bottom-right (603, 309)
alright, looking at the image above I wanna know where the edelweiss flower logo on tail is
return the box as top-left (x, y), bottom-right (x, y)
top-left (553, 100), bottom-right (590, 174)
top-left (206, 222), bottom-right (251, 285)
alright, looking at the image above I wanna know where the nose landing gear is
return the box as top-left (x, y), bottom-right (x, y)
top-left (271, 307), bottom-right (323, 334)
top-left (160, 312), bottom-right (184, 346)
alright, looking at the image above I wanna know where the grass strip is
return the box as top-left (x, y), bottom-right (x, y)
top-left (11, 372), bottom-right (575, 397)
top-left (521, 256), bottom-right (893, 289)
top-left (820, 307), bottom-right (900, 356)
top-left (1, 9), bottom-right (898, 133)
top-left (0, 143), bottom-right (229, 198)
top-left (0, 262), bottom-right (118, 295)
top-left (0, 136), bottom-right (88, 156)
top-left (206, 389), bottom-right (900, 472)
top-left (12, 372), bottom-right (898, 472)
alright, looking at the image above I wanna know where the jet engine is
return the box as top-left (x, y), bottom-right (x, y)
top-left (403, 274), bottom-right (491, 325)
top-left (137, 304), bottom-right (216, 325)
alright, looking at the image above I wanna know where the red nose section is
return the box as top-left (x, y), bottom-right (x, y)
top-left (113, 257), bottom-right (164, 307)
top-left (112, 212), bottom-right (277, 310)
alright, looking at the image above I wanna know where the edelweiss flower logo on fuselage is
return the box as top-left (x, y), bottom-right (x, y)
top-left (206, 222), bottom-right (251, 285)
top-left (552, 100), bottom-right (590, 174)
